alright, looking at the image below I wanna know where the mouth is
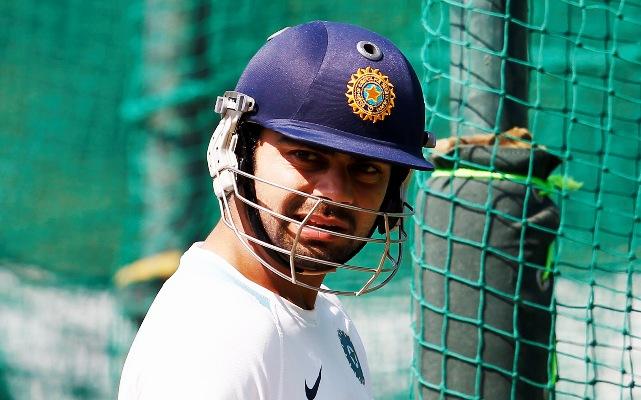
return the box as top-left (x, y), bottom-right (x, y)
top-left (291, 214), bottom-right (351, 241)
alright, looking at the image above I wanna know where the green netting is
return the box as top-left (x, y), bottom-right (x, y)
top-left (0, 0), bottom-right (131, 281)
top-left (1, 1), bottom-right (425, 399)
top-left (412, 0), bottom-right (641, 399)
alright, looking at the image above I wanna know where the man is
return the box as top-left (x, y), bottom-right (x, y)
top-left (119, 20), bottom-right (435, 399)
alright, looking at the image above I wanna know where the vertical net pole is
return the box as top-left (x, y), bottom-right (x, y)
top-left (450, 0), bottom-right (508, 135)
top-left (449, 0), bottom-right (529, 136)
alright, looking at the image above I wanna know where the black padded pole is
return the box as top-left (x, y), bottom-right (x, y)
top-left (413, 146), bottom-right (559, 399)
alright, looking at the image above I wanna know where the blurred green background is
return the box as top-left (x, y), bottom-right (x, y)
top-left (1, 1), bottom-right (424, 399)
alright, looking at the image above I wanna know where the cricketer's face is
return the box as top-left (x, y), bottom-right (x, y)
top-left (252, 129), bottom-right (391, 272)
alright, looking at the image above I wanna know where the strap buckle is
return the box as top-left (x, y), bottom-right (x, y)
top-left (214, 91), bottom-right (255, 115)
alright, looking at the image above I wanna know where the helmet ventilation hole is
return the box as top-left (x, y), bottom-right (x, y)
top-left (357, 41), bottom-right (382, 61)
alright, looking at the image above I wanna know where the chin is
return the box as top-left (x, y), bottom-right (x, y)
top-left (267, 232), bottom-right (357, 270)
top-left (292, 246), bottom-right (355, 270)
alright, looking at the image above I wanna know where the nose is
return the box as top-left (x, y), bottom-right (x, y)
top-left (311, 165), bottom-right (354, 205)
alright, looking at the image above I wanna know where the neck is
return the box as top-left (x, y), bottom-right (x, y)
top-left (203, 220), bottom-right (324, 310)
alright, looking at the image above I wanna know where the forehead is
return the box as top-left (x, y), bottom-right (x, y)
top-left (258, 128), bottom-right (390, 166)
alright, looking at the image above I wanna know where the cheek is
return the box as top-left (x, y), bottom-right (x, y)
top-left (254, 179), bottom-right (286, 210)
top-left (352, 184), bottom-right (388, 231)
top-left (254, 154), bottom-right (310, 201)
top-left (357, 182), bottom-right (389, 211)
top-left (253, 166), bottom-right (307, 213)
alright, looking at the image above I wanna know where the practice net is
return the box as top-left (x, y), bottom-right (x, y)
top-left (412, 1), bottom-right (641, 399)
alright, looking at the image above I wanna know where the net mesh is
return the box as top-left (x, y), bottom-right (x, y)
top-left (412, 0), bottom-right (641, 399)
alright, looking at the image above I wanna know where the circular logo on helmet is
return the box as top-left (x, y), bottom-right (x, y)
top-left (346, 67), bottom-right (395, 123)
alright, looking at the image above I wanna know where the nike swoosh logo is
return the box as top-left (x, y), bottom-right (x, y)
top-left (305, 365), bottom-right (322, 400)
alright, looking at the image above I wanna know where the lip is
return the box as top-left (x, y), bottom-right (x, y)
top-left (291, 214), bottom-right (351, 241)
top-left (297, 215), bottom-right (350, 232)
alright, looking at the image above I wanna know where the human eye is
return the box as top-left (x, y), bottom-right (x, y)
top-left (291, 149), bottom-right (320, 162)
top-left (357, 163), bottom-right (380, 174)
top-left (352, 162), bottom-right (385, 183)
top-left (286, 148), bottom-right (326, 170)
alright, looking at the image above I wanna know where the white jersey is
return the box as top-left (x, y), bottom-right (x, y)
top-left (119, 243), bottom-right (373, 400)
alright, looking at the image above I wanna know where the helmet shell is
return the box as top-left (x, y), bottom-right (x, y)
top-left (235, 21), bottom-right (434, 170)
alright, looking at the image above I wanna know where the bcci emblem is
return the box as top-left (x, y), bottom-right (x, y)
top-left (345, 66), bottom-right (395, 123)
top-left (337, 329), bottom-right (365, 385)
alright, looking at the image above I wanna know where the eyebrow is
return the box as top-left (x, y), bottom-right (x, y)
top-left (276, 136), bottom-right (335, 156)
top-left (276, 136), bottom-right (389, 166)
